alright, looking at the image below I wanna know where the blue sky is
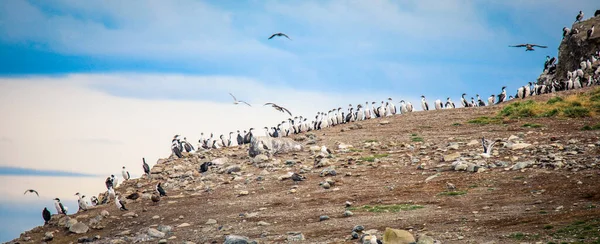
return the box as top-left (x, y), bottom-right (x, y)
top-left (1, 0), bottom-right (599, 242)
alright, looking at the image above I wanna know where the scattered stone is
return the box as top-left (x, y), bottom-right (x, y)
top-left (286, 232), bottom-right (305, 242)
top-left (177, 223), bottom-right (191, 228)
top-left (444, 152), bottom-right (461, 162)
top-left (43, 231), bottom-right (54, 241)
top-left (257, 221), bottom-right (270, 226)
top-left (224, 235), bottom-right (255, 244)
top-left (319, 215), bottom-right (330, 221)
top-left (353, 225), bottom-right (365, 232)
top-left (345, 201), bottom-right (353, 207)
top-left (383, 227), bottom-right (416, 243)
top-left (343, 210), bottom-right (354, 217)
top-left (206, 219), bottom-right (217, 225)
top-left (122, 212), bottom-right (138, 218)
top-left (380, 120), bottom-right (390, 125)
top-left (238, 190), bottom-right (249, 196)
top-left (417, 234), bottom-right (435, 244)
top-left (69, 222), bottom-right (89, 234)
top-left (148, 228), bottom-right (166, 238)
top-left (100, 210), bottom-right (110, 217)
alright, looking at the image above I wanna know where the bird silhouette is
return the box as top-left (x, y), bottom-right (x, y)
top-left (268, 32), bottom-right (291, 40)
top-left (229, 93), bottom-right (252, 106)
top-left (24, 189), bottom-right (39, 197)
top-left (509, 43), bottom-right (547, 51)
top-left (264, 103), bottom-right (293, 116)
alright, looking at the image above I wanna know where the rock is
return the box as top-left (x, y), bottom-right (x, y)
top-left (447, 143), bottom-right (459, 150)
top-left (425, 173), bottom-right (441, 183)
top-left (158, 225), bottom-right (173, 233)
top-left (226, 165), bottom-right (241, 174)
top-left (510, 143), bottom-right (532, 150)
top-left (69, 222), bottom-right (89, 234)
top-left (345, 201), bottom-right (353, 207)
top-left (148, 228), bottom-right (166, 238)
top-left (321, 182), bottom-right (331, 189)
top-left (512, 161), bottom-right (534, 170)
top-left (353, 225), bottom-right (365, 232)
top-left (508, 135), bottom-right (520, 141)
top-left (66, 218), bottom-right (78, 228)
top-left (351, 231), bottom-right (360, 239)
top-left (177, 223), bottom-right (191, 228)
top-left (252, 154), bottom-right (269, 164)
top-left (43, 231), bottom-right (54, 241)
top-left (238, 190), bottom-right (249, 196)
top-left (417, 234), bottom-right (435, 244)
top-left (383, 227), bottom-right (416, 244)
top-left (100, 210), bottom-right (110, 217)
top-left (444, 152), bottom-right (461, 162)
top-left (158, 239), bottom-right (167, 244)
top-left (205, 219), bottom-right (217, 225)
top-left (315, 158), bottom-right (332, 168)
top-left (343, 210), bottom-right (354, 217)
top-left (319, 167), bottom-right (336, 176)
top-left (257, 221), bottom-right (270, 226)
top-left (319, 215), bottom-right (330, 221)
top-left (224, 235), bottom-right (254, 244)
top-left (286, 232), bottom-right (305, 242)
top-left (380, 120), bottom-right (390, 125)
top-left (467, 140), bottom-right (479, 146)
top-left (338, 143), bottom-right (353, 150)
top-left (122, 212), bottom-right (138, 218)
top-left (250, 137), bottom-right (303, 157)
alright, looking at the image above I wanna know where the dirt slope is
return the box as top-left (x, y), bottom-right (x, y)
top-left (7, 87), bottom-right (600, 244)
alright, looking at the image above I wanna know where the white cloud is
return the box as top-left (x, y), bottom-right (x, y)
top-left (0, 73), bottom-right (421, 181)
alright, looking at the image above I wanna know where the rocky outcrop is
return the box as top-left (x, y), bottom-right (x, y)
top-left (249, 136), bottom-right (303, 157)
top-left (539, 15), bottom-right (600, 84)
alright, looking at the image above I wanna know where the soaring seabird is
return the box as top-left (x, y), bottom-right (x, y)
top-left (420, 95), bottom-right (429, 111)
top-left (42, 207), bottom-right (51, 224)
top-left (122, 166), bottom-right (130, 181)
top-left (142, 158), bottom-right (150, 178)
top-left (75, 192), bottom-right (88, 212)
top-left (575, 10), bottom-right (584, 23)
top-left (24, 189), bottom-right (39, 197)
top-left (588, 25), bottom-right (595, 40)
top-left (480, 137), bottom-right (502, 158)
top-left (53, 198), bottom-right (67, 215)
top-left (264, 103), bottom-right (292, 116)
top-left (228, 93), bottom-right (252, 106)
top-left (509, 43), bottom-right (547, 51)
top-left (115, 193), bottom-right (128, 211)
top-left (268, 32), bottom-right (292, 40)
top-left (156, 182), bottom-right (167, 197)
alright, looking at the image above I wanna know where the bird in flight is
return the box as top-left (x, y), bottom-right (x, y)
top-left (264, 103), bottom-right (292, 116)
top-left (268, 32), bottom-right (292, 40)
top-left (24, 189), bottom-right (39, 197)
top-left (229, 93), bottom-right (252, 107)
top-left (509, 43), bottom-right (547, 51)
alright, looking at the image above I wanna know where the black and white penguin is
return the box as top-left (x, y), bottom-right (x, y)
top-left (575, 10), bottom-right (584, 23)
top-left (496, 86), bottom-right (507, 104)
top-left (460, 93), bottom-right (469, 107)
top-left (75, 192), bottom-right (88, 212)
top-left (115, 193), bottom-right (128, 211)
top-left (420, 95), bottom-right (429, 111)
top-left (122, 166), bottom-right (130, 181)
top-left (156, 182), bottom-right (167, 197)
top-left (53, 198), bottom-right (67, 215)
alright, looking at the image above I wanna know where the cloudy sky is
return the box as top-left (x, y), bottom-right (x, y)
top-left (0, 0), bottom-right (599, 241)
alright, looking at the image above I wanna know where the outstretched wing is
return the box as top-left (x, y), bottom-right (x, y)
top-left (264, 103), bottom-right (275, 106)
top-left (268, 33), bottom-right (277, 39)
top-left (509, 44), bottom-right (526, 47)
top-left (241, 101), bottom-right (252, 107)
top-left (281, 33), bottom-right (291, 40)
top-left (481, 137), bottom-right (488, 153)
top-left (281, 106), bottom-right (293, 116)
top-left (532, 44), bottom-right (547, 48)
top-left (228, 93), bottom-right (237, 101)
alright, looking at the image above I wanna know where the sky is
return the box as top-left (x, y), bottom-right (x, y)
top-left (1, 0), bottom-right (599, 242)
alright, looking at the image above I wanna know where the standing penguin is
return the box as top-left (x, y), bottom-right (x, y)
top-left (115, 193), bottom-right (128, 211)
top-left (53, 198), bottom-right (67, 215)
top-left (122, 166), bottom-right (130, 181)
top-left (42, 207), bottom-right (51, 224)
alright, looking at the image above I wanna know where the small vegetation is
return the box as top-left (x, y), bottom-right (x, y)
top-left (544, 225), bottom-right (554, 230)
top-left (364, 139), bottom-right (378, 143)
top-left (348, 204), bottom-right (424, 213)
top-left (452, 122), bottom-right (462, 126)
top-left (438, 190), bottom-right (467, 196)
top-left (522, 123), bottom-right (543, 128)
top-left (409, 133), bottom-right (423, 142)
top-left (551, 218), bottom-right (600, 242)
top-left (582, 123), bottom-right (600, 131)
top-left (498, 88), bottom-right (600, 119)
top-left (349, 148), bottom-right (363, 152)
top-left (359, 153), bottom-right (389, 162)
top-left (508, 232), bottom-right (540, 241)
top-left (468, 116), bottom-right (503, 125)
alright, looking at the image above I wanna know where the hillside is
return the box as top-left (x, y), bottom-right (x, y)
top-left (6, 86), bottom-right (600, 244)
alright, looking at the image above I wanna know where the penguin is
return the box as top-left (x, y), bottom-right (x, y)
top-left (122, 166), bottom-right (130, 181)
top-left (434, 99), bottom-right (443, 110)
top-left (517, 86), bottom-right (525, 99)
top-left (470, 97), bottom-right (477, 107)
top-left (387, 98), bottom-right (396, 115)
top-left (460, 93), bottom-right (469, 107)
top-left (243, 128), bottom-right (254, 144)
top-left (575, 10), bottom-right (584, 23)
top-left (236, 130), bottom-right (243, 146)
top-left (488, 94), bottom-right (495, 106)
top-left (476, 94), bottom-right (486, 106)
top-left (445, 97), bottom-right (455, 109)
top-left (110, 174), bottom-right (118, 188)
top-left (156, 182), bottom-right (167, 197)
top-left (115, 193), bottom-right (128, 211)
top-left (42, 207), bottom-right (51, 224)
top-left (406, 102), bottom-right (414, 112)
top-left (75, 192), bottom-right (88, 212)
top-left (420, 95), bottom-right (429, 111)
top-left (182, 137), bottom-right (195, 152)
top-left (563, 27), bottom-right (571, 38)
top-left (227, 132), bottom-right (234, 146)
top-left (142, 158), bottom-right (150, 179)
top-left (54, 198), bottom-right (67, 215)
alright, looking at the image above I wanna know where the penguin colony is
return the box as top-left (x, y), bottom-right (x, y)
top-left (22, 9), bottom-right (600, 229)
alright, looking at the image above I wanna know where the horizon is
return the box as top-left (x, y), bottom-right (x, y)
top-left (1, 0), bottom-right (599, 242)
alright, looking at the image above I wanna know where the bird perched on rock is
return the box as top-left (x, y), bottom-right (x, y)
top-left (126, 191), bottom-right (140, 200)
top-left (151, 193), bottom-right (161, 205)
top-left (446, 182), bottom-right (456, 191)
top-left (200, 162), bottom-right (213, 173)
top-left (291, 173), bottom-right (306, 184)
top-left (75, 192), bottom-right (88, 212)
top-left (156, 182), bottom-right (167, 197)
top-left (42, 207), bottom-right (51, 224)
top-left (575, 10), bottom-right (584, 23)
top-left (268, 32), bottom-right (291, 40)
top-left (122, 166), bottom-right (130, 181)
top-left (588, 25), bottom-right (595, 40)
top-left (53, 198), bottom-right (67, 215)
top-left (142, 157), bottom-right (151, 179)
top-left (509, 43), bottom-right (547, 51)
top-left (24, 189), bottom-right (39, 197)
top-left (115, 193), bottom-right (128, 211)
top-left (320, 145), bottom-right (332, 156)
top-left (264, 103), bottom-right (293, 116)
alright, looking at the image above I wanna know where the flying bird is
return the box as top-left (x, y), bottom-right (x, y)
top-left (24, 189), bottom-right (39, 197)
top-left (264, 103), bottom-right (293, 116)
top-left (268, 32), bottom-right (291, 40)
top-left (229, 93), bottom-right (252, 107)
top-left (509, 43), bottom-right (547, 51)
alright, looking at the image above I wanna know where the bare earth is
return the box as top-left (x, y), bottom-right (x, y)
top-left (8, 87), bottom-right (600, 244)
